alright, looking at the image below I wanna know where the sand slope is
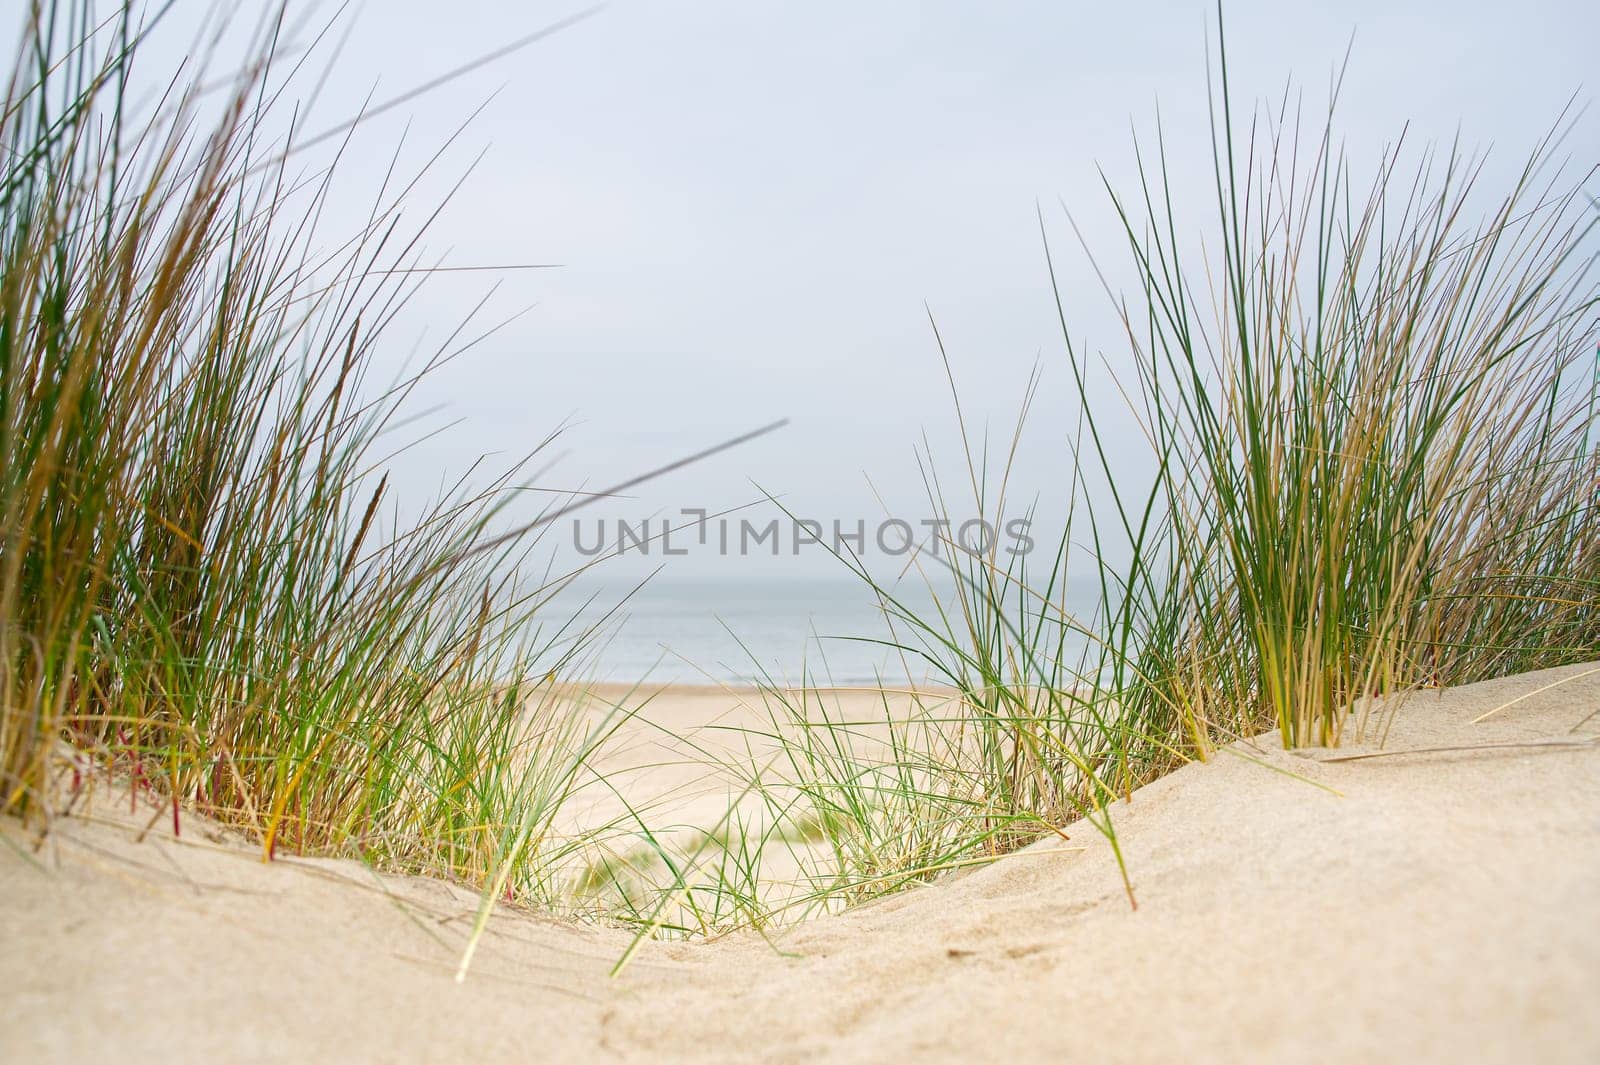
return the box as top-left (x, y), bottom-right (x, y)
top-left (4, 662), bottom-right (1598, 1063)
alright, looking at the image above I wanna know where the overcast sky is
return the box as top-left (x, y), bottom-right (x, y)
top-left (14, 2), bottom-right (1598, 582)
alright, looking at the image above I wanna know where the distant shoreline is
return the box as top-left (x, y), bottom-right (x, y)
top-left (551, 678), bottom-right (967, 700)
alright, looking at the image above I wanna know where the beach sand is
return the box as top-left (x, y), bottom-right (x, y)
top-left (4, 661), bottom-right (1597, 1063)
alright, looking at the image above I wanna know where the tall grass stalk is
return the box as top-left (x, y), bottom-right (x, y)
top-left (0, 1), bottom-right (621, 900)
top-left (907, 18), bottom-right (1600, 783)
top-left (650, 17), bottom-right (1600, 931)
top-left (1072, 22), bottom-right (1600, 748)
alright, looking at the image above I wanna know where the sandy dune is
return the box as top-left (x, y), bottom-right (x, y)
top-left (4, 661), bottom-right (1598, 1063)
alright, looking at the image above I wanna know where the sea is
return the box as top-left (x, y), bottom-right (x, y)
top-left (549, 571), bottom-right (1099, 687)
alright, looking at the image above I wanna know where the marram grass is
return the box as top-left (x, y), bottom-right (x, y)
top-left (3, 2), bottom-right (1597, 967)
top-left (601, 18), bottom-right (1599, 938)
top-left (0, 1), bottom-right (626, 908)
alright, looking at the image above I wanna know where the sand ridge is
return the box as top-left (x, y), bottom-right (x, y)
top-left (4, 661), bottom-right (1598, 1063)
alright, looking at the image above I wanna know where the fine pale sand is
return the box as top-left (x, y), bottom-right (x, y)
top-left (4, 662), bottom-right (1598, 1063)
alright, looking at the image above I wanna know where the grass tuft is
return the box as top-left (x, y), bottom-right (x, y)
top-left (0, 1), bottom-right (621, 906)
